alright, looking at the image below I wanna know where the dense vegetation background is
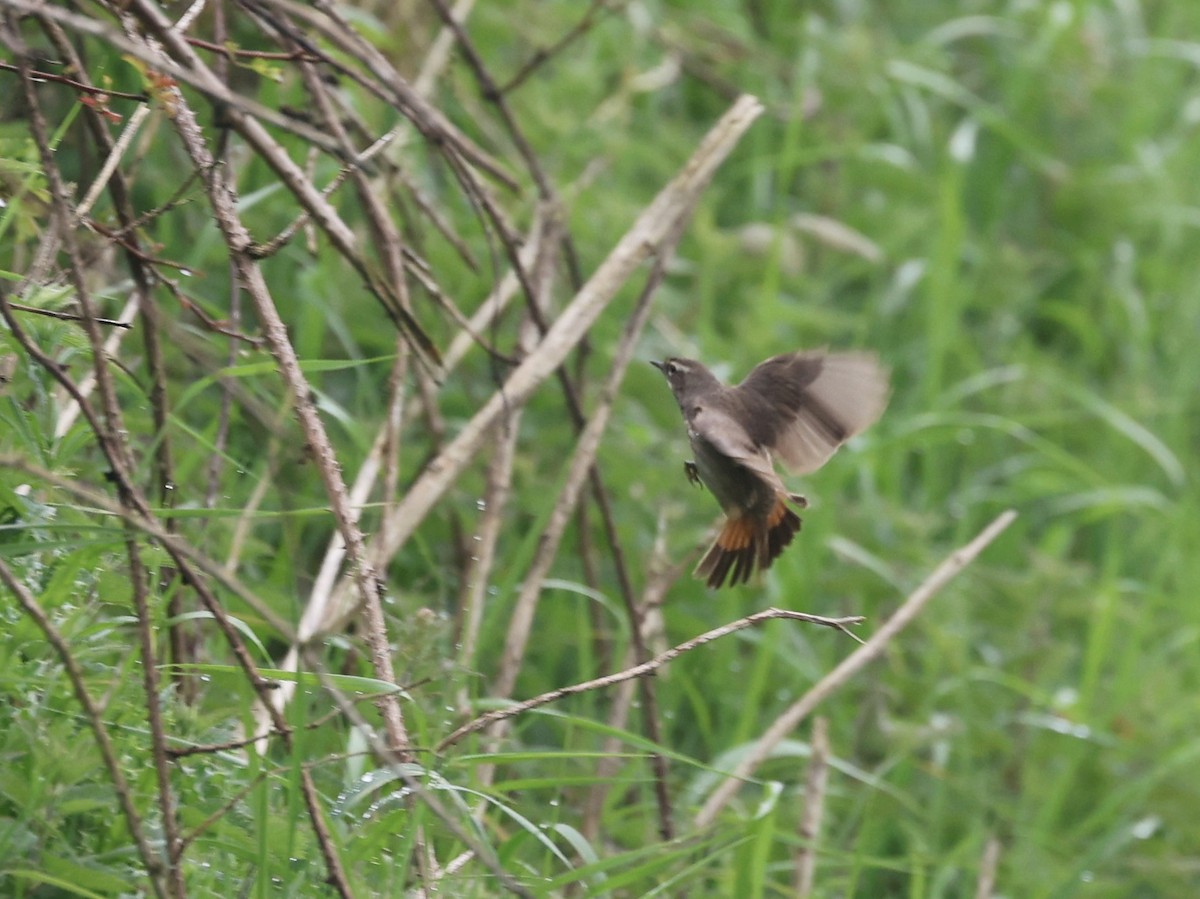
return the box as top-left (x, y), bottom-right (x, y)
top-left (2, 1), bottom-right (1197, 896)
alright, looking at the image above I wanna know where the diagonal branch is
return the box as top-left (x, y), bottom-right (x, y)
top-left (694, 509), bottom-right (1019, 827)
top-left (439, 608), bottom-right (865, 751)
top-left (0, 559), bottom-right (169, 899)
top-left (318, 93), bottom-right (765, 634)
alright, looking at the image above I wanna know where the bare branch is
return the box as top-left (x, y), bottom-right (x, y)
top-left (694, 509), bottom-right (1019, 827)
top-left (0, 559), bottom-right (169, 899)
top-left (321, 93), bottom-right (766, 635)
top-left (438, 608), bottom-right (864, 750)
top-left (4, 302), bottom-right (132, 328)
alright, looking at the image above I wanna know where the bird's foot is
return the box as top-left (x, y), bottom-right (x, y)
top-left (684, 460), bottom-right (702, 487)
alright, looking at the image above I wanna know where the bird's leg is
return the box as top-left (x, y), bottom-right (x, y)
top-left (684, 460), bottom-right (702, 487)
top-left (788, 492), bottom-right (808, 508)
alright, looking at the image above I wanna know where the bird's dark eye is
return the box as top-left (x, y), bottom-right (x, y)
top-left (666, 361), bottom-right (679, 376)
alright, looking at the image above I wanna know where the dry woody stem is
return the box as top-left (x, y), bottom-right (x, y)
top-left (695, 509), bottom-right (1018, 827)
top-left (439, 608), bottom-right (865, 750)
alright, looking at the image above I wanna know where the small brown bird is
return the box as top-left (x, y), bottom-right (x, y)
top-left (653, 350), bottom-right (889, 588)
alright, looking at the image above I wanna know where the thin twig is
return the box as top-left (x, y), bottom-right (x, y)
top-left (486, 273), bottom-right (662, 702)
top-left (120, 0), bottom-right (409, 759)
top-left (0, 59), bottom-right (150, 99)
top-left (478, 213), bottom-right (689, 832)
top-left (474, 239), bottom-right (664, 804)
top-left (185, 35), bottom-right (319, 62)
top-left (51, 91), bottom-right (185, 669)
top-left (11, 48), bottom-right (188, 897)
top-left (296, 647), bottom-right (535, 899)
top-left (0, 559), bottom-right (169, 899)
top-left (694, 509), bottom-right (1019, 827)
top-left (294, 48), bottom-right (414, 324)
top-left (275, 212), bottom-right (549, 703)
top-left (325, 94), bottom-right (765, 630)
top-left (175, 770), bottom-right (269, 855)
top-left (5, 302), bottom-right (132, 327)
top-left (438, 608), bottom-right (864, 750)
top-left (426, 0), bottom-right (555, 203)
top-left (426, 0), bottom-right (590, 348)
top-left (0, 450), bottom-right (347, 893)
top-left (498, 0), bottom-right (619, 94)
top-left (0, 456), bottom-right (293, 634)
top-left (256, 0), bottom-right (519, 189)
top-left (2, 0), bottom-right (356, 156)
top-left (122, 0), bottom-right (443, 373)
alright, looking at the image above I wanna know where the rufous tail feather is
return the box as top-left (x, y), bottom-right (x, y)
top-left (694, 495), bottom-right (802, 589)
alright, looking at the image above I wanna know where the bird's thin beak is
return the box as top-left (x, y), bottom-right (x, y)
top-left (650, 359), bottom-right (666, 373)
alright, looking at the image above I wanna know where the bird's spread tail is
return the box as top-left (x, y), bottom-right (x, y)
top-left (695, 495), bottom-right (802, 589)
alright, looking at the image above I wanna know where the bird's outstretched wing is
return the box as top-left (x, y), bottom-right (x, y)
top-left (688, 404), bottom-right (783, 488)
top-left (735, 351), bottom-right (889, 474)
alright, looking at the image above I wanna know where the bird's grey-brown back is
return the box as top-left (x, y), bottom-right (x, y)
top-left (736, 350), bottom-right (889, 474)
